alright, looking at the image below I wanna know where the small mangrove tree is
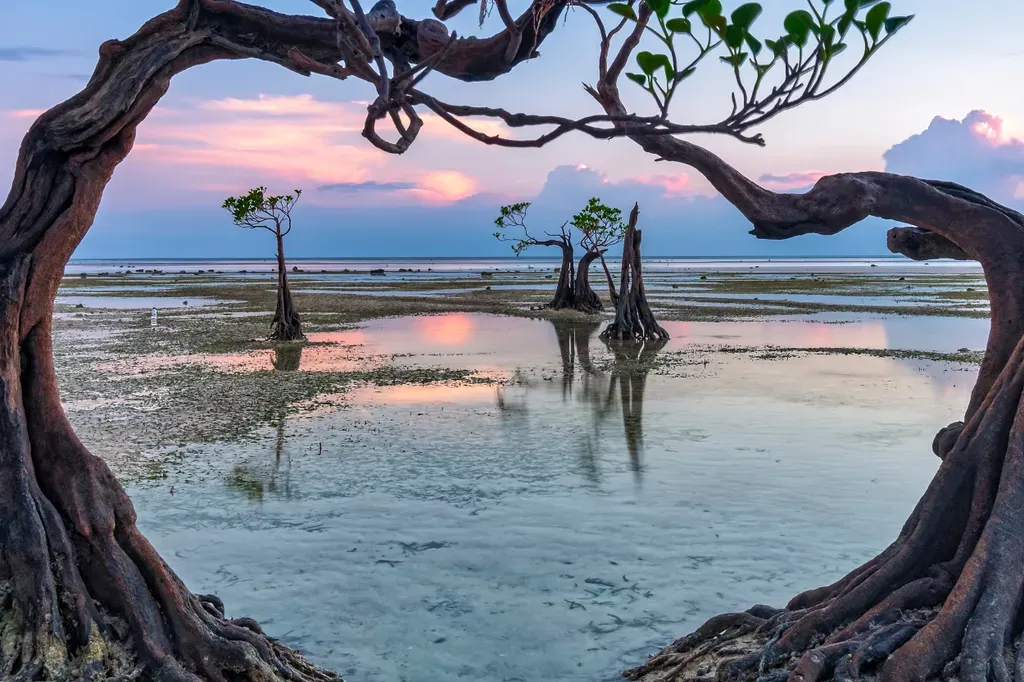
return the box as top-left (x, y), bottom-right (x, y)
top-left (494, 198), bottom-right (626, 312)
top-left (223, 187), bottom-right (305, 341)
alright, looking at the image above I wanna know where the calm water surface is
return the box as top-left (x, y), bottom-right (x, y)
top-left (126, 313), bottom-right (983, 681)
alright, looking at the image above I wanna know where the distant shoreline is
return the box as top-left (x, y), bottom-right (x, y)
top-left (64, 256), bottom-right (983, 275)
top-left (69, 255), bottom-right (917, 262)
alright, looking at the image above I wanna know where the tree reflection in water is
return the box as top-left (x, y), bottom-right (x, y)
top-left (495, 318), bottom-right (665, 484)
top-left (225, 345), bottom-right (302, 500)
top-left (271, 343), bottom-right (303, 372)
top-left (603, 336), bottom-right (668, 479)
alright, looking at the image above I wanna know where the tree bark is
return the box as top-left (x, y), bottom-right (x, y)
top-left (546, 242), bottom-right (577, 310)
top-left (601, 205), bottom-right (668, 342)
top-left (272, 232), bottom-right (303, 341)
top-left (0, 0), bottom-right (573, 678)
top-left (599, 252), bottom-right (619, 305)
top-left (573, 249), bottom-right (605, 313)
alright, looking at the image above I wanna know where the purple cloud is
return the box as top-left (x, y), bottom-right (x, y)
top-left (758, 171), bottom-right (827, 190)
top-left (0, 47), bottom-right (73, 61)
top-left (319, 181), bottom-right (417, 193)
top-left (883, 110), bottom-right (1024, 202)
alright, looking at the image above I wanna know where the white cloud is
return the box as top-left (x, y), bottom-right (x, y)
top-left (883, 110), bottom-right (1024, 203)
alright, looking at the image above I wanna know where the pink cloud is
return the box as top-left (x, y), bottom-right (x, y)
top-left (102, 94), bottom-right (501, 207)
top-left (411, 170), bottom-right (478, 203)
top-left (758, 171), bottom-right (828, 190)
top-left (8, 109), bottom-right (45, 120)
top-left (633, 173), bottom-right (691, 196)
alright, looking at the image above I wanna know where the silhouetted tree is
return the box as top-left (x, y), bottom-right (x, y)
top-left (223, 187), bottom-right (304, 341)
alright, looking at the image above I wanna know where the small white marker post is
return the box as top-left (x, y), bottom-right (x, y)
top-left (150, 307), bottom-right (157, 327)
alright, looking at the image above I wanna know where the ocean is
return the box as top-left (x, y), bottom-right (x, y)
top-left (64, 256), bottom-right (983, 275)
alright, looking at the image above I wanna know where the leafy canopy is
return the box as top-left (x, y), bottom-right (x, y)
top-left (493, 198), bottom-right (627, 256)
top-left (606, 0), bottom-right (912, 132)
top-left (493, 202), bottom-right (539, 256)
top-left (571, 198), bottom-right (627, 251)
top-left (222, 186), bottom-right (302, 233)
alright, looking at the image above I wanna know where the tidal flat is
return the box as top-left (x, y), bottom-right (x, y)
top-left (55, 264), bottom-right (989, 681)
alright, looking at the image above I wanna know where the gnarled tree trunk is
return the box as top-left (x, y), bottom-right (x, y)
top-left (599, 251), bottom-right (619, 306)
top-left (601, 205), bottom-right (668, 342)
top-left (0, 0), bottom-right (568, 678)
top-left (546, 242), bottom-right (576, 310)
top-left (573, 249), bottom-right (604, 313)
top-left (272, 233), bottom-right (303, 341)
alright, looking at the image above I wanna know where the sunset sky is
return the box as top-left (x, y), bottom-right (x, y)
top-left (2, 0), bottom-right (1023, 257)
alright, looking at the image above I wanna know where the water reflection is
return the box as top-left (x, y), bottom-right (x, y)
top-left (272, 344), bottom-right (303, 372)
top-left (604, 337), bottom-right (669, 479)
top-left (128, 312), bottom-right (983, 682)
top-left (496, 319), bottom-right (667, 483)
top-left (225, 409), bottom-right (295, 501)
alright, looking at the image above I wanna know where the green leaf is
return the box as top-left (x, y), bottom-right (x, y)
top-left (665, 17), bottom-right (692, 32)
top-left (719, 52), bottom-right (747, 67)
top-left (764, 37), bottom-right (787, 56)
top-left (864, 1), bottom-right (890, 40)
top-left (724, 24), bottom-right (745, 49)
top-left (637, 51), bottom-right (672, 77)
top-left (743, 32), bottom-right (762, 57)
top-left (626, 72), bottom-right (648, 87)
top-left (675, 65), bottom-right (697, 81)
top-left (730, 2), bottom-right (762, 30)
top-left (681, 0), bottom-right (710, 16)
top-left (827, 42), bottom-right (847, 57)
top-left (883, 15), bottom-right (912, 34)
top-left (837, 13), bottom-right (853, 37)
top-left (607, 2), bottom-right (637, 20)
top-left (643, 0), bottom-right (670, 19)
top-left (819, 24), bottom-right (835, 47)
top-left (700, 0), bottom-right (722, 16)
top-left (783, 9), bottom-right (814, 47)
top-left (636, 51), bottom-right (657, 75)
top-left (705, 14), bottom-right (727, 34)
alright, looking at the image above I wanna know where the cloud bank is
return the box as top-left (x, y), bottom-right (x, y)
top-left (0, 97), bottom-right (1018, 258)
top-left (0, 47), bottom-right (72, 62)
top-left (883, 110), bottom-right (1024, 202)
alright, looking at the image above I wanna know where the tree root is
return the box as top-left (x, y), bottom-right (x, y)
top-left (0, 474), bottom-right (340, 682)
top-left (0, 293), bottom-right (334, 681)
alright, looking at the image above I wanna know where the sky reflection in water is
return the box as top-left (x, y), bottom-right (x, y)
top-left (128, 313), bottom-right (985, 682)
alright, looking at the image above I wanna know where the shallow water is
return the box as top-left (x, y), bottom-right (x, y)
top-left (124, 313), bottom-right (985, 681)
top-left (54, 295), bottom-right (233, 309)
top-left (66, 257), bottom-right (986, 275)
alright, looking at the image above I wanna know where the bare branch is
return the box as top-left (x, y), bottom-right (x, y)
top-left (409, 90), bottom-right (765, 148)
top-left (432, 0), bottom-right (477, 20)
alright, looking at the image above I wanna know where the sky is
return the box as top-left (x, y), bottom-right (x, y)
top-left (1, 0), bottom-right (1023, 258)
